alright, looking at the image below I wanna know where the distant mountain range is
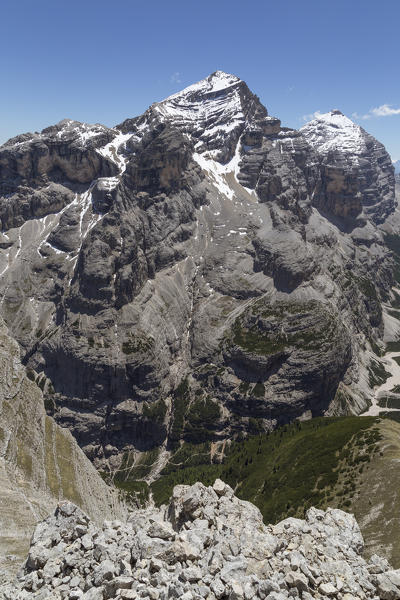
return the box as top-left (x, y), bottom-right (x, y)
top-left (394, 159), bottom-right (400, 174)
top-left (0, 70), bottom-right (398, 473)
top-left (3, 71), bottom-right (400, 590)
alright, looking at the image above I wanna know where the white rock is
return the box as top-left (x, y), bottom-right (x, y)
top-left (319, 582), bottom-right (337, 596)
top-left (3, 481), bottom-right (397, 600)
top-left (228, 581), bottom-right (244, 600)
top-left (80, 534), bottom-right (93, 551)
top-left (213, 479), bottom-right (228, 496)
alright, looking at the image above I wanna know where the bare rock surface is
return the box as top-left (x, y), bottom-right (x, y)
top-left (1, 480), bottom-right (398, 599)
top-left (0, 318), bottom-right (123, 583)
top-left (0, 71), bottom-right (396, 468)
top-left (301, 110), bottom-right (395, 224)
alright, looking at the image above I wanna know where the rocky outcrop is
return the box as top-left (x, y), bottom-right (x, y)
top-left (219, 298), bottom-right (352, 419)
top-left (301, 111), bottom-right (395, 225)
top-left (0, 318), bottom-right (122, 581)
top-left (2, 480), bottom-right (399, 599)
top-left (0, 120), bottom-right (117, 189)
top-left (0, 120), bottom-right (119, 231)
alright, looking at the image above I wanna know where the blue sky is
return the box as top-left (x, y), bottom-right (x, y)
top-left (1, 0), bottom-right (399, 159)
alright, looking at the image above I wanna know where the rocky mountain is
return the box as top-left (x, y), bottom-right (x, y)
top-left (0, 71), bottom-right (398, 475)
top-left (300, 111), bottom-right (395, 224)
top-left (3, 480), bottom-right (400, 600)
top-left (0, 317), bottom-right (123, 581)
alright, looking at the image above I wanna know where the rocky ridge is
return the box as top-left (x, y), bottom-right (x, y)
top-left (0, 71), bottom-right (397, 470)
top-left (0, 317), bottom-right (123, 581)
top-left (2, 480), bottom-right (400, 600)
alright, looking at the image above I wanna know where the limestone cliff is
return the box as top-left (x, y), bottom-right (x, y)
top-left (0, 319), bottom-right (122, 580)
top-left (0, 71), bottom-right (397, 471)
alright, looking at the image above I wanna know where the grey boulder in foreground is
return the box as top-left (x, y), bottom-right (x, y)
top-left (2, 480), bottom-right (399, 600)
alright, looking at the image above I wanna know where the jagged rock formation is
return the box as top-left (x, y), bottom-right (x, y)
top-left (0, 71), bottom-right (397, 470)
top-left (300, 111), bottom-right (395, 224)
top-left (0, 318), bottom-right (122, 581)
top-left (2, 480), bottom-right (400, 599)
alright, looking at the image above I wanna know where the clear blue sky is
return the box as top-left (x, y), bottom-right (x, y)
top-left (1, 0), bottom-right (399, 159)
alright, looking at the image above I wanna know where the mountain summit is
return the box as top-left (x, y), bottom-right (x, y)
top-left (301, 110), bottom-right (395, 222)
top-left (0, 72), bottom-right (397, 473)
top-left (117, 70), bottom-right (274, 164)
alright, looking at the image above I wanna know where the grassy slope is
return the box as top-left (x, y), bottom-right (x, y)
top-left (352, 418), bottom-right (400, 567)
top-left (151, 417), bottom-right (381, 522)
top-left (114, 415), bottom-right (400, 567)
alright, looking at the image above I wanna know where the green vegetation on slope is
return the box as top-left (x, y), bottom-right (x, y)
top-left (232, 319), bottom-right (286, 355)
top-left (167, 379), bottom-right (222, 448)
top-left (169, 378), bottom-right (190, 449)
top-left (230, 300), bottom-right (333, 356)
top-left (184, 396), bottom-right (221, 443)
top-left (151, 416), bottom-right (380, 523)
top-left (143, 399), bottom-right (167, 423)
top-left (351, 418), bottom-right (400, 568)
top-left (121, 334), bottom-right (154, 355)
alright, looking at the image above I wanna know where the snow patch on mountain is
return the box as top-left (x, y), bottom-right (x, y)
top-left (152, 72), bottom-right (246, 152)
top-left (164, 70), bottom-right (241, 101)
top-left (96, 132), bottom-right (132, 173)
top-left (301, 109), bottom-right (366, 160)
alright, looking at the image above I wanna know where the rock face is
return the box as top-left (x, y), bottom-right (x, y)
top-left (0, 71), bottom-right (396, 469)
top-left (300, 110), bottom-right (395, 224)
top-left (2, 480), bottom-right (399, 599)
top-left (0, 318), bottom-right (122, 581)
top-left (220, 299), bottom-right (352, 420)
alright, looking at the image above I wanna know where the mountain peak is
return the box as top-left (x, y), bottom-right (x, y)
top-left (155, 70), bottom-right (245, 120)
top-left (164, 71), bottom-right (242, 103)
top-left (306, 110), bottom-right (356, 128)
top-left (301, 110), bottom-right (365, 157)
top-left (116, 70), bottom-right (270, 163)
top-left (135, 70), bottom-right (268, 161)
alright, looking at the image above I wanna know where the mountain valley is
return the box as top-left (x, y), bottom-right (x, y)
top-left (1, 71), bottom-right (400, 593)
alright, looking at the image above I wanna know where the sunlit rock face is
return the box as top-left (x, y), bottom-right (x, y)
top-left (0, 318), bottom-right (122, 582)
top-left (301, 110), bottom-right (395, 224)
top-left (0, 71), bottom-right (396, 467)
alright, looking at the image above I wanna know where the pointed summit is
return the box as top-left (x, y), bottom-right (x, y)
top-left (143, 71), bottom-right (270, 162)
top-left (154, 70), bottom-right (252, 123)
top-left (300, 110), bottom-right (366, 157)
top-left (115, 71), bottom-right (274, 163)
top-left (164, 70), bottom-right (242, 102)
